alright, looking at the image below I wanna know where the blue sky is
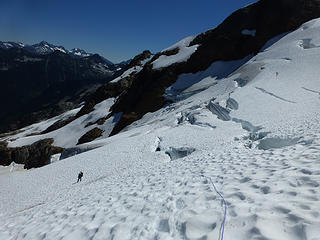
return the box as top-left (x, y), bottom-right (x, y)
top-left (0, 0), bottom-right (257, 63)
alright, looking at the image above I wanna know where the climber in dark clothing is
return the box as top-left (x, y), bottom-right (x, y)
top-left (77, 171), bottom-right (83, 182)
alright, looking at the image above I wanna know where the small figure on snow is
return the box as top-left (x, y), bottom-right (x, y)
top-left (77, 171), bottom-right (83, 182)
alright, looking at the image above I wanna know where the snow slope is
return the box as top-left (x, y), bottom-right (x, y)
top-left (3, 98), bottom-right (118, 148)
top-left (1, 18), bottom-right (320, 240)
top-left (152, 36), bottom-right (199, 69)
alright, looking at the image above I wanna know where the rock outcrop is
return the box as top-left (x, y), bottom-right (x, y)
top-left (0, 139), bottom-right (63, 169)
top-left (0, 141), bottom-right (12, 166)
top-left (127, 50), bottom-right (152, 68)
top-left (77, 128), bottom-right (104, 145)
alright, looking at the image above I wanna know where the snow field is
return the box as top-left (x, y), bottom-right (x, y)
top-left (0, 121), bottom-right (319, 239)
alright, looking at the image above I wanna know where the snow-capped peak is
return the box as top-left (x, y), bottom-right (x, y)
top-left (30, 41), bottom-right (60, 55)
top-left (0, 40), bottom-right (108, 61)
top-left (70, 48), bottom-right (91, 57)
top-left (0, 41), bottom-right (25, 49)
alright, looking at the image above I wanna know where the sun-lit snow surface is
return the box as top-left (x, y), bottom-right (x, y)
top-left (1, 107), bottom-right (82, 141)
top-left (152, 36), bottom-right (199, 69)
top-left (0, 162), bottom-right (24, 176)
top-left (1, 18), bottom-right (320, 240)
top-left (110, 66), bottom-right (143, 83)
top-left (111, 55), bottom-right (153, 83)
top-left (165, 55), bottom-right (253, 102)
top-left (2, 98), bottom-right (118, 148)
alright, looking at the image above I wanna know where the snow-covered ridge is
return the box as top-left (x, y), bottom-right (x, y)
top-left (111, 54), bottom-right (153, 83)
top-left (70, 48), bottom-right (90, 57)
top-left (0, 41), bottom-right (24, 49)
top-left (110, 66), bottom-right (143, 83)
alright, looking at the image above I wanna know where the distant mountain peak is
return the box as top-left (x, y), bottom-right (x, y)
top-left (0, 41), bottom-right (25, 49)
top-left (70, 48), bottom-right (91, 58)
top-left (0, 40), bottom-right (114, 64)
